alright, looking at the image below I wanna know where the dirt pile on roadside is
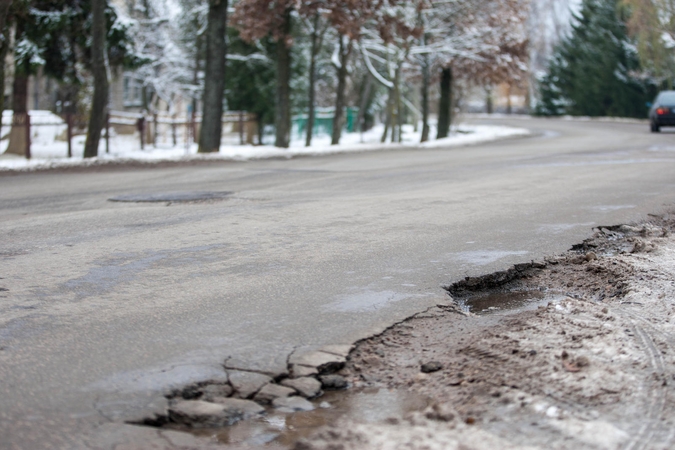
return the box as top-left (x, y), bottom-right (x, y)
top-left (296, 215), bottom-right (675, 450)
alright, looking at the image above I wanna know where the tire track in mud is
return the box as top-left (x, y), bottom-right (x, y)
top-left (616, 306), bottom-right (673, 450)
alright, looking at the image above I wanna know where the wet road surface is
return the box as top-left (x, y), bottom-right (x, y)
top-left (1, 117), bottom-right (675, 448)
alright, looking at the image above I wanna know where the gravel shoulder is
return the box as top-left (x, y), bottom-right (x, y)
top-left (296, 214), bottom-right (675, 450)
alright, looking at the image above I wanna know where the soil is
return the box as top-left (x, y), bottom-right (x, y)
top-left (295, 213), bottom-right (675, 450)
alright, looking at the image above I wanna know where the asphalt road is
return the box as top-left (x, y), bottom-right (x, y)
top-left (2, 117), bottom-right (675, 449)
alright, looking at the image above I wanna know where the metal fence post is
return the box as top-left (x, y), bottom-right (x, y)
top-left (25, 113), bottom-right (31, 160)
top-left (153, 112), bottom-right (158, 148)
top-left (172, 114), bottom-right (177, 147)
top-left (138, 116), bottom-right (145, 150)
top-left (239, 111), bottom-right (244, 145)
top-left (66, 114), bottom-right (73, 158)
top-left (191, 112), bottom-right (196, 145)
top-left (105, 112), bottom-right (110, 154)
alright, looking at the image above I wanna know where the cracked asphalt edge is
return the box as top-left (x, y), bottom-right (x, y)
top-left (121, 211), bottom-right (675, 449)
top-left (295, 210), bottom-right (675, 450)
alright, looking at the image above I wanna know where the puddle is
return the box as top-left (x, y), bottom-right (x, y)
top-left (457, 290), bottom-right (562, 315)
top-left (172, 388), bottom-right (430, 448)
top-left (450, 250), bottom-right (529, 266)
top-left (537, 223), bottom-right (595, 234)
top-left (592, 204), bottom-right (636, 212)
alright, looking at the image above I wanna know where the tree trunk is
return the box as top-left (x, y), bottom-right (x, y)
top-left (395, 67), bottom-right (402, 143)
top-left (83, 0), bottom-right (109, 158)
top-left (6, 71), bottom-right (28, 156)
top-left (192, 34), bottom-right (201, 118)
top-left (306, 14), bottom-right (321, 147)
top-left (356, 74), bottom-right (372, 139)
top-left (420, 56), bottom-right (430, 143)
top-left (275, 9), bottom-right (292, 149)
top-left (485, 86), bottom-right (493, 114)
top-left (6, 20), bottom-right (29, 157)
top-left (0, 0), bottom-right (11, 142)
top-left (381, 88), bottom-right (393, 143)
top-left (257, 113), bottom-right (263, 145)
top-left (437, 67), bottom-right (452, 139)
top-left (331, 36), bottom-right (352, 145)
top-left (198, 0), bottom-right (229, 153)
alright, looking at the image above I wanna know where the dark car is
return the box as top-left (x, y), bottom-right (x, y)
top-left (649, 91), bottom-right (675, 132)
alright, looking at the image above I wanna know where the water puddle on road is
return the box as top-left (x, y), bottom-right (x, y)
top-left (174, 388), bottom-right (430, 448)
top-left (457, 290), bottom-right (563, 315)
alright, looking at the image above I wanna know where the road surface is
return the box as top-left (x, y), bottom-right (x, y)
top-left (1, 117), bottom-right (675, 448)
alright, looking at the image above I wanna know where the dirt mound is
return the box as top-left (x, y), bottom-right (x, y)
top-left (297, 214), bottom-right (675, 449)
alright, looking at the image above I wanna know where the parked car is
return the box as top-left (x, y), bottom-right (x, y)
top-left (649, 91), bottom-right (675, 132)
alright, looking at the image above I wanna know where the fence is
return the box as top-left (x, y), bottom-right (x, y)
top-left (0, 110), bottom-right (258, 159)
top-left (108, 110), bottom-right (258, 151)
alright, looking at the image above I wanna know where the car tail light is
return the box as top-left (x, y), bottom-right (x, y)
top-left (657, 108), bottom-right (668, 115)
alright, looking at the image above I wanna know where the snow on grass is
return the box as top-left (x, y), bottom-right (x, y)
top-left (0, 120), bottom-right (530, 172)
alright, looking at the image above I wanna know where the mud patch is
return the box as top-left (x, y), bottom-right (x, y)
top-left (297, 213), bottom-right (675, 449)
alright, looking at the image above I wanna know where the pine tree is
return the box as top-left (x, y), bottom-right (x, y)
top-left (224, 31), bottom-right (277, 144)
top-left (537, 0), bottom-right (655, 118)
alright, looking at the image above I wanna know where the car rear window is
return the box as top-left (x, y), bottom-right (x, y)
top-left (658, 92), bottom-right (675, 104)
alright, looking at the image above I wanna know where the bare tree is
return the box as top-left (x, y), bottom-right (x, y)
top-left (233, 0), bottom-right (296, 148)
top-left (198, 0), bottom-right (229, 153)
top-left (331, 35), bottom-right (353, 144)
top-left (83, 0), bottom-right (109, 158)
top-left (6, 13), bottom-right (29, 157)
top-left (304, 12), bottom-right (329, 147)
top-left (0, 0), bottom-right (12, 141)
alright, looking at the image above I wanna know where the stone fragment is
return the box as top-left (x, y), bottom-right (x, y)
top-left (575, 356), bottom-right (590, 367)
top-left (425, 403), bottom-right (458, 423)
top-left (319, 374), bottom-right (348, 390)
top-left (211, 397), bottom-right (265, 419)
top-left (446, 376), bottom-right (464, 386)
top-left (318, 345), bottom-right (354, 358)
top-left (362, 355), bottom-right (382, 367)
top-left (200, 384), bottom-right (233, 401)
top-left (290, 364), bottom-right (319, 378)
top-left (273, 396), bottom-right (315, 412)
top-left (585, 252), bottom-right (598, 262)
top-left (168, 400), bottom-right (236, 428)
top-left (421, 361), bottom-right (443, 373)
top-left (413, 373), bottom-right (428, 383)
top-left (290, 351), bottom-right (346, 374)
top-left (254, 383), bottom-right (295, 404)
top-left (281, 377), bottom-right (322, 398)
top-left (227, 370), bottom-right (272, 399)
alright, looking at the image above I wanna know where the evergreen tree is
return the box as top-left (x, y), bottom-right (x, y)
top-left (224, 31), bottom-right (277, 144)
top-left (4, 0), bottom-right (142, 156)
top-left (537, 0), bottom-right (655, 118)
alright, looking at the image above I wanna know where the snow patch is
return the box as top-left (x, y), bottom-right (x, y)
top-left (0, 122), bottom-right (531, 172)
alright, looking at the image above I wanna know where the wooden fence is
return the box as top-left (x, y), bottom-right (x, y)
top-left (0, 111), bottom-right (258, 159)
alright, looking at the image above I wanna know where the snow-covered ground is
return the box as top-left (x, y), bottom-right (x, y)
top-left (0, 119), bottom-right (530, 172)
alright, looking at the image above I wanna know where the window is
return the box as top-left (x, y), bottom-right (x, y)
top-left (123, 75), bottom-right (143, 107)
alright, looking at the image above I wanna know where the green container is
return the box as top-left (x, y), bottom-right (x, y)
top-left (293, 107), bottom-right (358, 138)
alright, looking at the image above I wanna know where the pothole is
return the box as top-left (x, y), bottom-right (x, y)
top-left (457, 289), bottom-right (552, 315)
top-left (130, 214), bottom-right (675, 449)
top-left (108, 191), bottom-right (234, 203)
top-left (166, 388), bottom-right (430, 448)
